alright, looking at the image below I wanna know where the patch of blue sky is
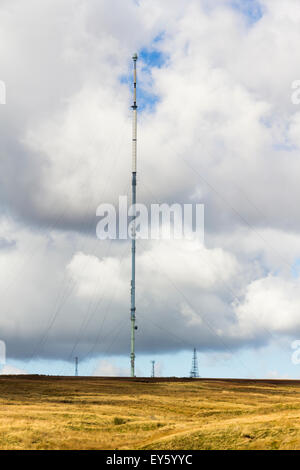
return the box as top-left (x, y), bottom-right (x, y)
top-left (139, 48), bottom-right (166, 69)
top-left (292, 258), bottom-right (300, 278)
top-left (272, 142), bottom-right (298, 152)
top-left (230, 0), bottom-right (263, 24)
top-left (138, 88), bottom-right (160, 113)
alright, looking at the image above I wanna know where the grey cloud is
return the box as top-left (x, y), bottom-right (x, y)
top-left (0, 238), bottom-right (16, 250)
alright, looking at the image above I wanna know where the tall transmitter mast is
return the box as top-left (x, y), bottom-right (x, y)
top-left (130, 53), bottom-right (138, 377)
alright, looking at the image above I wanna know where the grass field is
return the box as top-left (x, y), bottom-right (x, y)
top-left (1, 375), bottom-right (300, 450)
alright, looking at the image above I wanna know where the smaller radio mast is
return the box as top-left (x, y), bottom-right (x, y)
top-left (190, 348), bottom-right (199, 378)
top-left (151, 360), bottom-right (155, 378)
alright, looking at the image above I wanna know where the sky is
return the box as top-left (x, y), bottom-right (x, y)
top-left (1, 0), bottom-right (300, 378)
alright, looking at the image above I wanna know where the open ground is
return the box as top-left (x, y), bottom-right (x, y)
top-left (1, 376), bottom-right (300, 450)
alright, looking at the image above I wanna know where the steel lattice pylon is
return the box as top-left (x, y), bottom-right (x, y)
top-left (190, 348), bottom-right (199, 378)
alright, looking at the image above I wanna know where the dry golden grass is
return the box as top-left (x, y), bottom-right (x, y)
top-left (1, 376), bottom-right (300, 449)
